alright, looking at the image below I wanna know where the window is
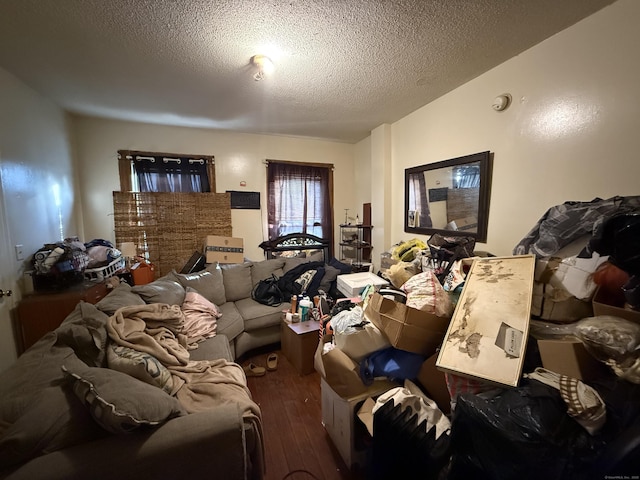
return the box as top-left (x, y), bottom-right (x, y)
top-left (266, 160), bottom-right (333, 241)
top-left (118, 150), bottom-right (215, 193)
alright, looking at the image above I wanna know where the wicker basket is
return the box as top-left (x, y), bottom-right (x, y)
top-left (83, 256), bottom-right (125, 282)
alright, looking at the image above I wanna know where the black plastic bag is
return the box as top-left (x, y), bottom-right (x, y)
top-left (251, 274), bottom-right (283, 306)
top-left (448, 380), bottom-right (601, 480)
top-left (585, 214), bottom-right (640, 276)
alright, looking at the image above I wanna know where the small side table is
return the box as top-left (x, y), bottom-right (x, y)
top-left (281, 320), bottom-right (321, 375)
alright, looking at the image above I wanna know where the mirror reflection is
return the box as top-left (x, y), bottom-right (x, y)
top-left (405, 151), bottom-right (492, 242)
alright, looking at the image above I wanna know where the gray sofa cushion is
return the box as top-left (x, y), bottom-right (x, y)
top-left (132, 273), bottom-right (185, 305)
top-left (175, 267), bottom-right (226, 306)
top-left (234, 298), bottom-right (287, 332)
top-left (220, 263), bottom-right (253, 302)
top-left (251, 258), bottom-right (285, 286)
top-left (189, 334), bottom-right (233, 362)
top-left (0, 304), bottom-right (112, 470)
top-left (95, 283), bottom-right (145, 316)
top-left (215, 302), bottom-right (245, 341)
top-left (283, 256), bottom-right (308, 273)
top-left (62, 364), bottom-right (186, 434)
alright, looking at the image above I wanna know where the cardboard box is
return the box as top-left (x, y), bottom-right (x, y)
top-left (531, 281), bottom-right (593, 322)
top-left (337, 272), bottom-right (389, 297)
top-left (281, 320), bottom-right (321, 375)
top-left (321, 378), bottom-right (392, 470)
top-left (592, 286), bottom-right (640, 325)
top-left (364, 292), bottom-right (450, 357)
top-left (537, 338), bottom-right (609, 381)
top-left (204, 236), bottom-right (244, 264)
top-left (416, 353), bottom-right (451, 414)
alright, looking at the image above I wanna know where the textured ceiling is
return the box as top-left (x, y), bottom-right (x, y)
top-left (0, 0), bottom-right (616, 143)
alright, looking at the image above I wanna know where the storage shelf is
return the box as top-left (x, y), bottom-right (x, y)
top-left (339, 224), bottom-right (373, 269)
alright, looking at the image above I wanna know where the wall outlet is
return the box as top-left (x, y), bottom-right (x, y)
top-left (15, 244), bottom-right (24, 261)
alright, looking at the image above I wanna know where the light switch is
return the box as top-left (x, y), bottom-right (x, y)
top-left (15, 244), bottom-right (24, 261)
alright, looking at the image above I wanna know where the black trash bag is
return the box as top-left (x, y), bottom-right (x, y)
top-left (448, 380), bottom-right (602, 480)
top-left (584, 214), bottom-right (640, 276)
top-left (372, 399), bottom-right (451, 480)
top-left (251, 274), bottom-right (284, 306)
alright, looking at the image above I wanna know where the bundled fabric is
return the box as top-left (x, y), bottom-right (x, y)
top-left (584, 213), bottom-right (640, 276)
top-left (513, 196), bottom-right (640, 258)
top-left (360, 347), bottom-right (425, 385)
top-left (524, 367), bottom-right (606, 435)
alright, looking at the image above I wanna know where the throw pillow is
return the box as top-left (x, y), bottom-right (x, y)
top-left (251, 258), bottom-right (286, 286)
top-left (106, 342), bottom-right (174, 394)
top-left (95, 282), bottom-right (145, 316)
top-left (174, 267), bottom-right (226, 306)
top-left (220, 262), bottom-right (253, 302)
top-left (181, 287), bottom-right (220, 340)
top-left (283, 256), bottom-right (308, 273)
top-left (131, 272), bottom-right (186, 305)
top-left (328, 257), bottom-right (353, 274)
top-left (319, 264), bottom-right (341, 293)
top-left (62, 364), bottom-right (186, 434)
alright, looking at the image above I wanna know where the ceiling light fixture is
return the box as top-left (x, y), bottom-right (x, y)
top-left (250, 54), bottom-right (274, 81)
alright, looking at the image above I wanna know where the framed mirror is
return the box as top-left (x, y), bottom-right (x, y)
top-left (404, 151), bottom-right (492, 242)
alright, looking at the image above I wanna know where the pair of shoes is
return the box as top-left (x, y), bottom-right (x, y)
top-left (266, 353), bottom-right (278, 371)
top-left (243, 362), bottom-right (266, 377)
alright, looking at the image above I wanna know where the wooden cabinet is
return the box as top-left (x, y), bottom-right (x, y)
top-left (339, 224), bottom-right (373, 272)
top-left (16, 281), bottom-right (109, 354)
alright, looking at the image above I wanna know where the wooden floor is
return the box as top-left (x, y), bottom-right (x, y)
top-left (244, 346), bottom-right (367, 480)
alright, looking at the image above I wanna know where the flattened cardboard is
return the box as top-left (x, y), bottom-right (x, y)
top-left (436, 255), bottom-right (535, 388)
top-left (592, 286), bottom-right (640, 325)
top-left (537, 338), bottom-right (609, 381)
top-left (363, 292), bottom-right (450, 357)
top-left (205, 235), bottom-right (244, 264)
top-left (416, 353), bottom-right (451, 414)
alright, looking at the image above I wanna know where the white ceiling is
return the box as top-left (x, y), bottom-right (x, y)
top-left (0, 0), bottom-right (616, 143)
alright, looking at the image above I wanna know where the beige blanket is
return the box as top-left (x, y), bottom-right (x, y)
top-left (107, 303), bottom-right (190, 366)
top-left (107, 303), bottom-right (265, 476)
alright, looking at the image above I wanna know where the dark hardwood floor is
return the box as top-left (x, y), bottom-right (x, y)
top-left (244, 346), bottom-right (368, 480)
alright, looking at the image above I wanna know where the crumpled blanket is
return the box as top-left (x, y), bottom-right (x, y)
top-left (107, 303), bottom-right (191, 366)
top-left (106, 303), bottom-right (264, 467)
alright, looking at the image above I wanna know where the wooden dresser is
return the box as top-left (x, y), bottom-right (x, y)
top-left (16, 281), bottom-right (109, 354)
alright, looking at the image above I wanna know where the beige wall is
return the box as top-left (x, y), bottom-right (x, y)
top-left (0, 68), bottom-right (81, 371)
top-left (388, 0), bottom-right (640, 257)
top-left (71, 116), bottom-right (355, 261)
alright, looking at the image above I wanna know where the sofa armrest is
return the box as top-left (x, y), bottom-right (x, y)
top-left (3, 404), bottom-right (254, 480)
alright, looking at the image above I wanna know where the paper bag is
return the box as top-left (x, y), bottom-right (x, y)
top-left (314, 335), bottom-right (369, 398)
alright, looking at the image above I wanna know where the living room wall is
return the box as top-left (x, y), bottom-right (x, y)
top-left (0, 68), bottom-right (81, 371)
top-left (362, 0), bottom-right (640, 258)
top-left (71, 116), bottom-right (355, 261)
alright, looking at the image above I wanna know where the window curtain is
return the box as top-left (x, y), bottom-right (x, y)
top-left (267, 162), bottom-right (332, 240)
top-left (409, 172), bottom-right (432, 228)
top-left (133, 156), bottom-right (210, 193)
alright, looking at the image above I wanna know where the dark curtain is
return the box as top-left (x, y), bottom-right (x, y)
top-left (133, 156), bottom-right (210, 193)
top-left (409, 172), bottom-right (432, 228)
top-left (267, 162), bottom-right (332, 240)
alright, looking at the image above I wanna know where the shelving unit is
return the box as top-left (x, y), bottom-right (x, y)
top-left (339, 224), bottom-right (373, 272)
